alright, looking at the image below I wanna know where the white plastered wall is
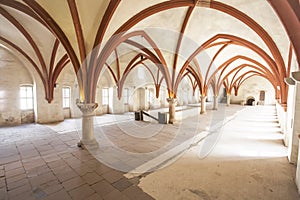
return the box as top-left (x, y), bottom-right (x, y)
top-left (0, 46), bottom-right (83, 125)
top-left (230, 76), bottom-right (276, 105)
top-left (0, 47), bottom-right (33, 126)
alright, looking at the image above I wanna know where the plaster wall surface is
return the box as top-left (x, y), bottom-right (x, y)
top-left (230, 76), bottom-right (276, 105)
top-left (0, 48), bottom-right (33, 126)
top-left (35, 84), bottom-right (64, 124)
top-left (57, 64), bottom-right (80, 118)
top-left (109, 86), bottom-right (125, 114)
top-left (0, 49), bottom-right (82, 126)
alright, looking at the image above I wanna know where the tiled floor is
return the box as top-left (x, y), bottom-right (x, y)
top-left (0, 104), bottom-right (240, 200)
top-left (0, 117), bottom-right (156, 200)
top-left (0, 105), bottom-right (298, 200)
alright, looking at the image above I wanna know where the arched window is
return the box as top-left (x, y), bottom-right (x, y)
top-left (62, 87), bottom-right (71, 108)
top-left (20, 85), bottom-right (33, 110)
top-left (102, 88), bottom-right (109, 105)
top-left (259, 90), bottom-right (265, 101)
top-left (123, 88), bottom-right (129, 104)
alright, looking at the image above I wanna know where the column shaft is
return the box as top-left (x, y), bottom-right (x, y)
top-left (77, 103), bottom-right (98, 148)
top-left (200, 96), bottom-right (207, 114)
top-left (289, 83), bottom-right (300, 163)
top-left (226, 94), bottom-right (231, 106)
top-left (167, 98), bottom-right (176, 124)
top-left (213, 95), bottom-right (218, 110)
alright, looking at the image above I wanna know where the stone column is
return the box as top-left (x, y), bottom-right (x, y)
top-left (226, 94), bottom-right (231, 106)
top-left (213, 95), bottom-right (218, 110)
top-left (296, 136), bottom-right (300, 194)
top-left (200, 95), bottom-right (207, 114)
top-left (288, 72), bottom-right (300, 164)
top-left (77, 103), bottom-right (98, 148)
top-left (110, 86), bottom-right (124, 114)
top-left (167, 98), bottom-right (177, 124)
top-left (292, 71), bottom-right (300, 193)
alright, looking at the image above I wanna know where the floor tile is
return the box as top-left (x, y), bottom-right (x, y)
top-left (62, 176), bottom-right (85, 191)
top-left (5, 167), bottom-right (25, 178)
top-left (91, 180), bottom-right (114, 197)
top-left (82, 172), bottom-right (103, 185)
top-left (102, 170), bottom-right (123, 184)
top-left (69, 184), bottom-right (95, 200)
top-left (85, 193), bottom-right (104, 200)
top-left (112, 177), bottom-right (133, 191)
top-left (42, 189), bottom-right (72, 200)
top-left (103, 189), bottom-right (130, 200)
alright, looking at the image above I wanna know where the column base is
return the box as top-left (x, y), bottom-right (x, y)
top-left (77, 139), bottom-right (99, 149)
top-left (169, 119), bottom-right (175, 124)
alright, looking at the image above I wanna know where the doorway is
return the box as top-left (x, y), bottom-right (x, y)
top-left (246, 97), bottom-right (255, 106)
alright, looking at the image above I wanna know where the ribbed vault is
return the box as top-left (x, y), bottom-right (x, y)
top-left (0, 0), bottom-right (299, 111)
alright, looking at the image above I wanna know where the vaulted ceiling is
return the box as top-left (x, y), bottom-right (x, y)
top-left (0, 0), bottom-right (299, 110)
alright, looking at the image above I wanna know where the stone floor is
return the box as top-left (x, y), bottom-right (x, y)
top-left (0, 115), bottom-right (156, 200)
top-left (0, 105), bottom-right (299, 200)
top-left (139, 106), bottom-right (300, 200)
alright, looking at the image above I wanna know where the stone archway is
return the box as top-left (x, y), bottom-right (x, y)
top-left (132, 87), bottom-right (146, 111)
top-left (246, 96), bottom-right (255, 106)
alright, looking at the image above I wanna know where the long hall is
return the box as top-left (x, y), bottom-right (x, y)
top-left (0, 1), bottom-right (300, 199)
top-left (0, 105), bottom-right (299, 199)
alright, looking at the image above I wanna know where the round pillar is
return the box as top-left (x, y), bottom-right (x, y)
top-left (213, 95), bottom-right (218, 110)
top-left (226, 94), bottom-right (231, 106)
top-left (77, 103), bottom-right (98, 148)
top-left (200, 95), bottom-right (207, 114)
top-left (167, 98), bottom-right (177, 124)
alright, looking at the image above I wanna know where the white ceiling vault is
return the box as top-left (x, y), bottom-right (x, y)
top-left (0, 0), bottom-right (299, 109)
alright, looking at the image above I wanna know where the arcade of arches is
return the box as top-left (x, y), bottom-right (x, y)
top-left (0, 0), bottom-right (300, 199)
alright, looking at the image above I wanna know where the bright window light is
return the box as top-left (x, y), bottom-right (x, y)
top-left (102, 88), bottom-right (109, 105)
top-left (62, 87), bottom-right (71, 108)
top-left (123, 88), bottom-right (129, 104)
top-left (20, 85), bottom-right (33, 110)
top-left (0, 91), bottom-right (6, 98)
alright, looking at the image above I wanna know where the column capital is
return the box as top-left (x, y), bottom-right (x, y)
top-left (291, 71), bottom-right (300, 82)
top-left (281, 103), bottom-right (287, 112)
top-left (77, 103), bottom-right (98, 115)
top-left (167, 98), bottom-right (177, 104)
top-left (284, 77), bottom-right (296, 85)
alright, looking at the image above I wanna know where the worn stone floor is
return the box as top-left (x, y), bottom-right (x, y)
top-left (0, 114), bottom-right (156, 200)
top-left (0, 105), bottom-right (299, 200)
top-left (138, 106), bottom-right (300, 200)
